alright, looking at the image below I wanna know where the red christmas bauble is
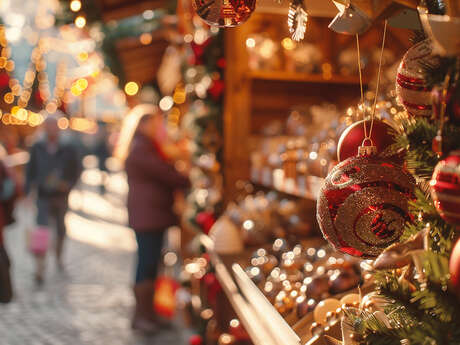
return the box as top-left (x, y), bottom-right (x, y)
top-left (196, 211), bottom-right (216, 234)
top-left (189, 335), bottom-right (203, 345)
top-left (432, 83), bottom-right (460, 125)
top-left (317, 154), bottom-right (415, 258)
top-left (337, 119), bottom-right (397, 162)
top-left (396, 39), bottom-right (438, 117)
top-left (450, 238), bottom-right (460, 294)
top-left (430, 150), bottom-right (460, 226)
top-left (192, 0), bottom-right (256, 27)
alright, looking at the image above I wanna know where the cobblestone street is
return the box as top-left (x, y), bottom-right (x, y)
top-left (0, 163), bottom-right (190, 345)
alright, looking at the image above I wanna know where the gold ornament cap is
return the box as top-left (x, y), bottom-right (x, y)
top-left (358, 145), bottom-right (377, 156)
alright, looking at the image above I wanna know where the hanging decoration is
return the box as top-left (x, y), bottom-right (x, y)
top-left (337, 119), bottom-right (397, 162)
top-left (395, 39), bottom-right (439, 118)
top-left (418, 1), bottom-right (460, 57)
top-left (287, 0), bottom-right (308, 42)
top-left (316, 154), bottom-right (415, 258)
top-left (328, 0), bottom-right (419, 35)
top-left (191, 0), bottom-right (256, 27)
top-left (317, 21), bottom-right (416, 258)
top-left (430, 150), bottom-right (460, 227)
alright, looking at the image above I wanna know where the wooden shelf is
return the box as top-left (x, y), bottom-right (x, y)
top-left (247, 70), bottom-right (367, 85)
top-left (251, 167), bottom-right (324, 200)
top-left (200, 235), bottom-right (301, 345)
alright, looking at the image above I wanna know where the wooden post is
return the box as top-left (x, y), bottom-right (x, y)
top-left (223, 25), bottom-right (252, 202)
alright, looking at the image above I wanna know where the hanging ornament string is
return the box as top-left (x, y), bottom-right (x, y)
top-left (369, 20), bottom-right (388, 141)
top-left (356, 34), bottom-right (364, 115)
top-left (355, 20), bottom-right (388, 149)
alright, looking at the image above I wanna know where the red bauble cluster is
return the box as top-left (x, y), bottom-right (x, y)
top-left (337, 119), bottom-right (397, 162)
top-left (430, 150), bottom-right (460, 226)
top-left (192, 0), bottom-right (256, 27)
top-left (317, 154), bottom-right (415, 258)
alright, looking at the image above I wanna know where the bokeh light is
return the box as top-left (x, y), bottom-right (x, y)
top-left (75, 16), bottom-right (86, 29)
top-left (124, 81), bottom-right (139, 96)
top-left (57, 117), bottom-right (69, 130)
top-left (70, 0), bottom-right (82, 12)
top-left (139, 33), bottom-right (152, 45)
top-left (159, 96), bottom-right (173, 111)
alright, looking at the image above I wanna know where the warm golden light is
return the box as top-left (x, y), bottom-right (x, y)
top-left (11, 106), bottom-right (19, 116)
top-left (173, 86), bottom-right (186, 104)
top-left (2, 113), bottom-right (10, 125)
top-left (0, 57), bottom-right (6, 68)
top-left (4, 92), bottom-right (14, 104)
top-left (11, 84), bottom-right (21, 96)
top-left (5, 60), bottom-right (14, 72)
top-left (77, 51), bottom-right (88, 62)
top-left (281, 37), bottom-right (296, 50)
top-left (75, 16), bottom-right (86, 29)
top-left (76, 78), bottom-right (88, 91)
top-left (28, 112), bottom-right (43, 127)
top-left (124, 81), bottom-right (139, 96)
top-left (71, 85), bottom-right (82, 96)
top-left (57, 117), bottom-right (69, 130)
top-left (139, 33), bottom-right (152, 45)
top-left (45, 102), bottom-right (58, 114)
top-left (16, 108), bottom-right (28, 121)
top-left (70, 0), bottom-right (82, 12)
top-left (246, 38), bottom-right (256, 48)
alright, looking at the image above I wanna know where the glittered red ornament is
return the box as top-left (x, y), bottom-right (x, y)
top-left (337, 120), bottom-right (397, 162)
top-left (432, 83), bottom-right (460, 125)
top-left (449, 238), bottom-right (460, 294)
top-left (192, 0), bottom-right (256, 27)
top-left (396, 39), bottom-right (438, 117)
top-left (317, 154), bottom-right (415, 258)
top-left (430, 150), bottom-right (460, 226)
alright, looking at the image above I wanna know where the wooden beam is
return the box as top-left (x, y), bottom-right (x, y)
top-left (100, 0), bottom-right (168, 21)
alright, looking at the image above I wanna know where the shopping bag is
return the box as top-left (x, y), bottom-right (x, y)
top-left (28, 226), bottom-right (50, 255)
top-left (153, 275), bottom-right (179, 319)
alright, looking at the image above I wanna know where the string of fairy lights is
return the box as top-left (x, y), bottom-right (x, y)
top-left (0, 0), bottom-right (128, 132)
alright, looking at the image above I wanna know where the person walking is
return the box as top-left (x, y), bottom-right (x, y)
top-left (25, 116), bottom-right (82, 284)
top-left (0, 158), bottom-right (20, 303)
top-left (93, 122), bottom-right (111, 195)
top-left (124, 110), bottom-right (189, 333)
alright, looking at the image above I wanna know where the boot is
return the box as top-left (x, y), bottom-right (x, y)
top-left (132, 280), bottom-right (158, 333)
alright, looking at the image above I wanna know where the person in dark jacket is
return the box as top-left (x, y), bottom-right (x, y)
top-left (125, 112), bottom-right (189, 333)
top-left (0, 159), bottom-right (19, 303)
top-left (25, 116), bottom-right (82, 284)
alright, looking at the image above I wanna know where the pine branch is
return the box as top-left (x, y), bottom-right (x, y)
top-left (422, 57), bottom-right (459, 88)
top-left (391, 118), bottom-right (460, 179)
